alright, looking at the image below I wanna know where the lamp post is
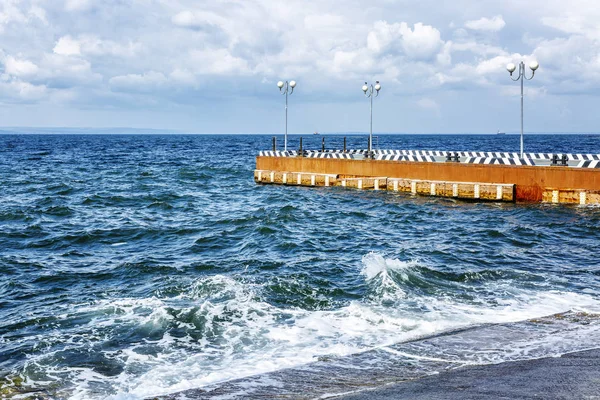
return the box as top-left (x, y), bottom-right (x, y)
top-left (362, 81), bottom-right (381, 158)
top-left (506, 61), bottom-right (539, 158)
top-left (277, 80), bottom-right (296, 151)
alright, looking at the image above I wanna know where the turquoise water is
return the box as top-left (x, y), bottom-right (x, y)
top-left (1, 134), bottom-right (600, 399)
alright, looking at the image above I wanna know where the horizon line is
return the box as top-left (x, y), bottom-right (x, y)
top-left (1, 127), bottom-right (599, 135)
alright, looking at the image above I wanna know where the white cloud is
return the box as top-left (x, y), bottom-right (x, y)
top-left (452, 41), bottom-right (507, 57)
top-left (436, 41), bottom-right (453, 66)
top-left (400, 23), bottom-right (445, 60)
top-left (189, 49), bottom-right (251, 75)
top-left (14, 81), bottom-right (47, 99)
top-left (367, 21), bottom-right (444, 61)
top-left (0, 1), bottom-right (46, 32)
top-left (53, 35), bottom-right (140, 57)
top-left (331, 50), bottom-right (374, 77)
top-left (538, 2), bottom-right (600, 39)
top-left (171, 10), bottom-right (225, 30)
top-left (28, 5), bottom-right (47, 24)
top-left (0, 1), bottom-right (26, 29)
top-left (54, 36), bottom-right (81, 56)
top-left (303, 13), bottom-right (345, 32)
top-left (64, 0), bottom-right (92, 12)
top-left (476, 55), bottom-right (514, 76)
top-left (434, 64), bottom-right (471, 86)
top-left (452, 28), bottom-right (469, 39)
top-left (0, 79), bottom-right (47, 102)
top-left (80, 36), bottom-right (140, 57)
top-left (465, 15), bottom-right (506, 32)
top-left (36, 53), bottom-right (103, 87)
top-left (4, 56), bottom-right (39, 77)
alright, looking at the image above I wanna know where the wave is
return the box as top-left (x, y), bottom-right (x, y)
top-left (5, 253), bottom-right (600, 400)
top-left (360, 252), bottom-right (417, 301)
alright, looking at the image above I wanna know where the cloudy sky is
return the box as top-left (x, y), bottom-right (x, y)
top-left (1, 0), bottom-right (599, 133)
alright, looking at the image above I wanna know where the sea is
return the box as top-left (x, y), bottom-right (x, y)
top-left (1, 133), bottom-right (600, 399)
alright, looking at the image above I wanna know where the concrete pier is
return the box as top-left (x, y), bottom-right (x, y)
top-left (255, 151), bottom-right (600, 204)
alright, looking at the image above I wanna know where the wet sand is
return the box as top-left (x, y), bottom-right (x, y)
top-left (337, 349), bottom-right (600, 400)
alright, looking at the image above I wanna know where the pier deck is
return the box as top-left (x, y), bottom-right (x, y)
top-left (255, 149), bottom-right (600, 204)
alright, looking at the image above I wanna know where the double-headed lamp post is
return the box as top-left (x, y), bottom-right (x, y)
top-left (277, 80), bottom-right (296, 151)
top-left (362, 81), bottom-right (381, 158)
top-left (506, 60), bottom-right (539, 158)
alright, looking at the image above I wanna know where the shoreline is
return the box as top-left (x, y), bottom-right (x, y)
top-left (336, 348), bottom-right (600, 400)
top-left (152, 312), bottom-right (600, 400)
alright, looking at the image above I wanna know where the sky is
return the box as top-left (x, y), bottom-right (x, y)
top-left (1, 0), bottom-right (599, 133)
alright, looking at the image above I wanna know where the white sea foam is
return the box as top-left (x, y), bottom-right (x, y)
top-left (360, 252), bottom-right (416, 281)
top-left (17, 253), bottom-right (600, 400)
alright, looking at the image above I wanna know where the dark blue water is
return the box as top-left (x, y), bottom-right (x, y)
top-left (1, 134), bottom-right (600, 399)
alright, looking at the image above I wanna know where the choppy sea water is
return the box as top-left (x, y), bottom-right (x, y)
top-left (1, 133), bottom-right (600, 400)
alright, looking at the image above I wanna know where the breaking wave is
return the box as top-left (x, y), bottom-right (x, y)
top-left (6, 253), bottom-right (599, 400)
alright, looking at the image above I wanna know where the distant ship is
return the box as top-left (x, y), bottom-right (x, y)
top-left (313, 131), bottom-right (319, 135)
top-left (497, 130), bottom-right (506, 135)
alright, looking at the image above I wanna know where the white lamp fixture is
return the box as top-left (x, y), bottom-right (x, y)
top-left (529, 61), bottom-right (539, 71)
top-left (362, 80), bottom-right (381, 158)
top-left (277, 80), bottom-right (296, 151)
top-left (506, 60), bottom-right (539, 158)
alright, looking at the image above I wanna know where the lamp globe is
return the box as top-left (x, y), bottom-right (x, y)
top-left (529, 61), bottom-right (539, 71)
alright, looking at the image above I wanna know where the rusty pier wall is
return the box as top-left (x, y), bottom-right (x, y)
top-left (256, 156), bottom-right (600, 204)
